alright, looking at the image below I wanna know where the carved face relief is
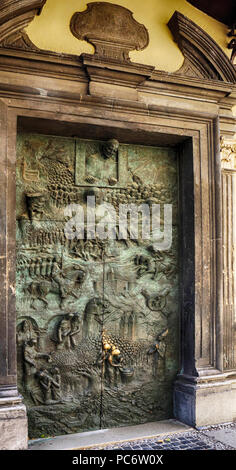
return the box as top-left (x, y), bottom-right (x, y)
top-left (102, 139), bottom-right (119, 159)
top-left (26, 192), bottom-right (46, 220)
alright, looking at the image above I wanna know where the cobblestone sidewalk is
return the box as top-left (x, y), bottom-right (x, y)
top-left (91, 425), bottom-right (236, 450)
top-left (28, 421), bottom-right (236, 451)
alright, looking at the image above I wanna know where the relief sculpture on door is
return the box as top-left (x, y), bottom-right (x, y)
top-left (16, 133), bottom-right (179, 437)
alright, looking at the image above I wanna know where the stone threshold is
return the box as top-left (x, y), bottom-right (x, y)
top-left (28, 419), bottom-right (192, 450)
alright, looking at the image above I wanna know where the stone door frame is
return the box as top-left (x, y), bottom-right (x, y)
top-left (0, 98), bottom-right (223, 432)
top-left (0, 3), bottom-right (235, 448)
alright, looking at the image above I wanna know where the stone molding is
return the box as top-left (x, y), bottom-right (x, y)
top-left (0, 0), bottom-right (46, 45)
top-left (174, 371), bottom-right (236, 426)
top-left (0, 0), bottom-right (235, 443)
top-left (0, 403), bottom-right (28, 450)
top-left (0, 29), bottom-right (40, 51)
top-left (168, 11), bottom-right (236, 83)
top-left (0, 3), bottom-right (235, 87)
top-left (220, 136), bottom-right (236, 372)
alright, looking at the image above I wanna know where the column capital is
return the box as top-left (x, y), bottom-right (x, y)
top-left (220, 136), bottom-right (236, 170)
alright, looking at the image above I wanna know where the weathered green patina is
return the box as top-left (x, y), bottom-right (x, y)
top-left (16, 133), bottom-right (179, 438)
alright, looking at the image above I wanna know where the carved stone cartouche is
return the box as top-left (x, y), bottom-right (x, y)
top-left (70, 2), bottom-right (149, 63)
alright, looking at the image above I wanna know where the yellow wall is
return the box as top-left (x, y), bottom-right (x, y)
top-left (26, 0), bottom-right (230, 73)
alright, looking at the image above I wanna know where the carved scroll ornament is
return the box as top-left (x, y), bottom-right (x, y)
top-left (70, 2), bottom-right (149, 63)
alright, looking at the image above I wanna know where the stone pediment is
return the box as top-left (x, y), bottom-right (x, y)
top-left (0, 2), bottom-right (235, 87)
top-left (0, 0), bottom-right (46, 44)
top-left (168, 11), bottom-right (236, 83)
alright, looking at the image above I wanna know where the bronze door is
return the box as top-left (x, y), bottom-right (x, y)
top-left (16, 134), bottom-right (179, 438)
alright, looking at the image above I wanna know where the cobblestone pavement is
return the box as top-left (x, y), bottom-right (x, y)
top-left (90, 425), bottom-right (236, 450)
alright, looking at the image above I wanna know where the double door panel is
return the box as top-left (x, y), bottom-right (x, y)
top-left (16, 133), bottom-right (179, 437)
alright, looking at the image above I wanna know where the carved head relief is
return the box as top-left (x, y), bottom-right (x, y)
top-left (26, 191), bottom-right (46, 219)
top-left (102, 138), bottom-right (119, 159)
top-left (70, 2), bottom-right (149, 62)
